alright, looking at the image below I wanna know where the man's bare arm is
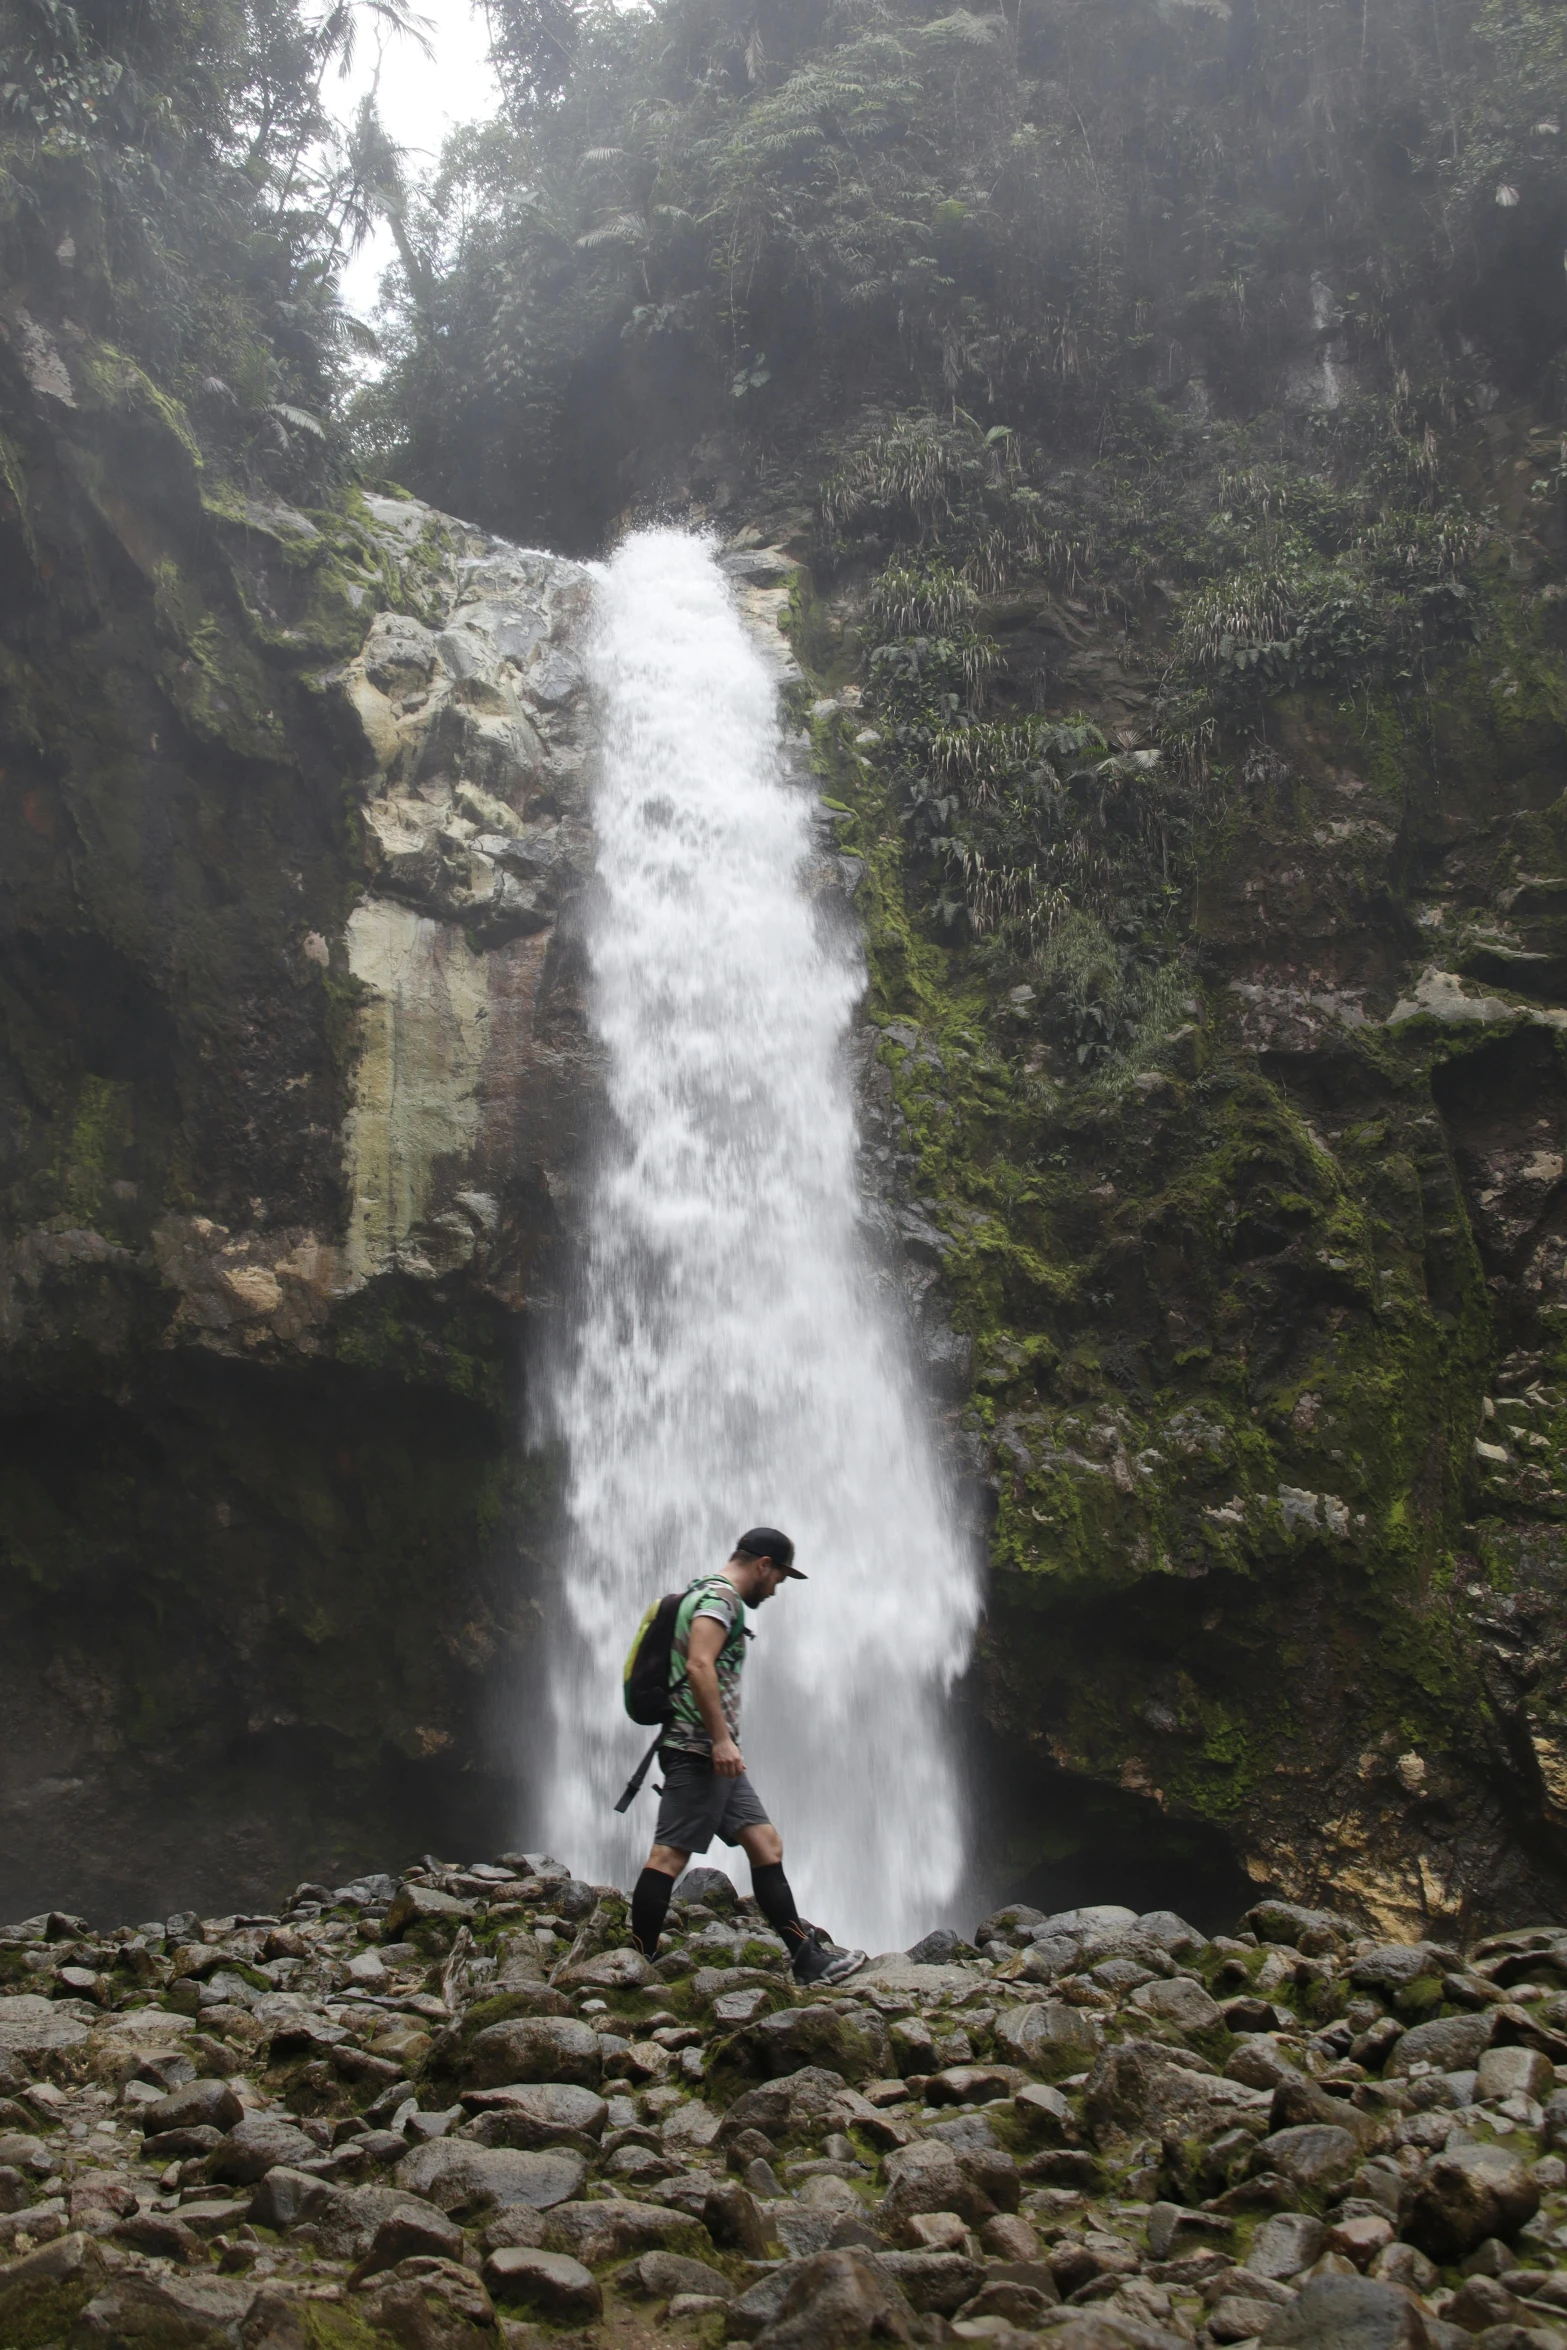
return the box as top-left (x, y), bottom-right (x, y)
top-left (687, 1616), bottom-right (743, 1776)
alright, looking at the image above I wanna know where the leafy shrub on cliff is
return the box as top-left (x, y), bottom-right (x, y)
top-left (0, 0), bottom-right (423, 486)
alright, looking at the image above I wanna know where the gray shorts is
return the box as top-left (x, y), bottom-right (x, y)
top-left (654, 1749), bottom-right (770, 1854)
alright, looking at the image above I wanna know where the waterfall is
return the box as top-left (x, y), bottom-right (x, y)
top-left (539, 529), bottom-right (980, 1954)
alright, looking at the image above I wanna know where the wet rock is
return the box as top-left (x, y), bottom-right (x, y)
top-left (545, 2197), bottom-right (708, 2264)
top-left (360, 2254), bottom-right (494, 2347)
top-left (555, 1948), bottom-right (654, 1992)
top-left (0, 2230), bottom-right (108, 2343)
top-left (1403, 2142), bottom-right (1542, 2262)
top-left (718, 2065), bottom-right (853, 2143)
top-left (907, 1931), bottom-right (961, 1965)
top-left (351, 2203), bottom-right (466, 2278)
top-left (1247, 1903), bottom-right (1355, 1955)
top-left (736, 2006), bottom-right (889, 2081)
top-left (1258, 2272), bottom-right (1433, 2346)
top-left (208, 2113), bottom-right (317, 2183)
top-left (138, 2078), bottom-right (244, 2135)
top-left (1247, 2212), bottom-right (1327, 2279)
top-left (751, 2247), bottom-right (913, 2348)
top-left (1475, 2045), bottom-right (1555, 2103)
top-left (479, 2207), bottom-right (547, 2254)
top-left (879, 2137), bottom-right (1001, 2235)
top-left (384, 1883), bottom-right (476, 1935)
top-left (466, 2015), bottom-right (602, 2089)
top-left (395, 2139), bottom-right (586, 2217)
top-left (1128, 1975), bottom-right (1223, 2032)
top-left (621, 2249), bottom-right (735, 2300)
top-left (1384, 2014), bottom-right (1496, 2076)
top-left (113, 2208), bottom-right (205, 2261)
top-left (995, 2000), bottom-right (1104, 2075)
top-left (481, 2244), bottom-right (602, 2320)
top-left (72, 2267), bottom-right (258, 2345)
top-left (67, 2171), bottom-right (138, 2235)
top-left (956, 2276), bottom-right (1057, 2328)
top-left (457, 2082), bottom-right (607, 2152)
top-left (1252, 2123), bottom-right (1362, 2191)
top-left (1085, 2040), bottom-right (1270, 2145)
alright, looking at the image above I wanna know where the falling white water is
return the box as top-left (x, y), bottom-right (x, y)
top-left (540, 530), bottom-right (980, 1954)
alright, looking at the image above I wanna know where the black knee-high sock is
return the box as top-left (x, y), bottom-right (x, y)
top-left (631, 1867), bottom-right (675, 1958)
top-left (751, 1860), bottom-right (807, 1952)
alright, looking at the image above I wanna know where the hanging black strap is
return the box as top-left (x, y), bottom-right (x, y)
top-left (614, 1729), bottom-right (665, 1814)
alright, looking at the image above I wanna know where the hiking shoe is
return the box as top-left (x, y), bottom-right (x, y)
top-left (790, 1927), bottom-right (867, 1987)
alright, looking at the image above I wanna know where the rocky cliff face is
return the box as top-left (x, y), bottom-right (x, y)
top-left (0, 308), bottom-right (598, 1920)
top-left (766, 406), bottom-right (1567, 1944)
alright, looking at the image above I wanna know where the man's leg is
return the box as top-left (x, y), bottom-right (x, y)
top-left (734, 1809), bottom-right (867, 1984)
top-left (631, 1841), bottom-right (688, 1958)
top-left (737, 1821), bottom-right (808, 1961)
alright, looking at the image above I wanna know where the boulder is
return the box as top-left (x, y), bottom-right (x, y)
top-left (735, 2007), bottom-right (889, 2082)
top-left (361, 2254), bottom-right (495, 2343)
top-left (71, 2267), bottom-right (257, 2345)
top-left (870, 2249), bottom-right (987, 2314)
top-left (351, 2203), bottom-right (465, 2279)
top-left (457, 2082), bottom-right (607, 2152)
top-left (1258, 2273), bottom-right (1433, 2346)
top-left (555, 1948), bottom-right (653, 1991)
top-left (545, 2198), bottom-right (709, 2265)
top-left (207, 2113), bottom-right (317, 2183)
top-left (1349, 1944), bottom-right (1453, 1992)
top-left (995, 2001), bottom-right (1104, 2076)
top-left (879, 2139), bottom-right (998, 2236)
top-left (395, 2140), bottom-right (586, 2219)
top-left (0, 2230), bottom-right (108, 2345)
top-left (1402, 2141), bottom-right (1541, 2262)
top-left (717, 2066), bottom-right (851, 2144)
top-left (751, 2248), bottom-right (913, 2349)
top-left (284, 2185), bottom-right (439, 2264)
top-left (621, 2250), bottom-right (735, 2300)
top-left (67, 2172), bottom-right (138, 2235)
top-left (383, 1882), bottom-right (477, 1935)
top-left (1245, 2213), bottom-right (1327, 2280)
top-left (1251, 2124), bottom-right (1361, 2191)
top-left (1247, 1903), bottom-right (1356, 1955)
top-left (1474, 2045), bottom-right (1554, 2103)
top-left (482, 2244), bottom-right (602, 2321)
top-left (137, 2078), bottom-right (243, 2136)
top-left (1085, 2041), bottom-right (1270, 2145)
top-left (0, 1996), bottom-right (94, 2063)
top-left (466, 2016), bottom-right (602, 2090)
top-left (1128, 1977), bottom-right (1223, 2033)
top-left (1383, 2013), bottom-right (1494, 2077)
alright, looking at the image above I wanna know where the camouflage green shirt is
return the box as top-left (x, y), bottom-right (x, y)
top-left (663, 1573), bottom-right (748, 1757)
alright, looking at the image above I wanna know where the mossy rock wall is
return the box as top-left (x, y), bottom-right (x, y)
top-left (769, 391), bottom-right (1567, 1939)
top-left (0, 307), bottom-right (596, 1920)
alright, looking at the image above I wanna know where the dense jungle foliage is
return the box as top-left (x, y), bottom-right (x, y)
top-left (350, 0), bottom-right (1566, 998)
top-left (6, 0), bottom-right (1567, 980)
top-left (0, 0), bottom-right (428, 492)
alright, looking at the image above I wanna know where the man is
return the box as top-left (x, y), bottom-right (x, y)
top-left (628, 1527), bottom-right (866, 1986)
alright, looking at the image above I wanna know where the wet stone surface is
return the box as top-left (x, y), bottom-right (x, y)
top-left (5, 1870), bottom-right (1567, 2347)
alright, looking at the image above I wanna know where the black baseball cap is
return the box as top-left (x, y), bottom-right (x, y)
top-left (734, 1527), bottom-right (805, 1579)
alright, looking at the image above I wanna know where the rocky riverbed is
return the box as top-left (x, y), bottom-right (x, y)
top-left (4, 1858), bottom-right (1567, 2349)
